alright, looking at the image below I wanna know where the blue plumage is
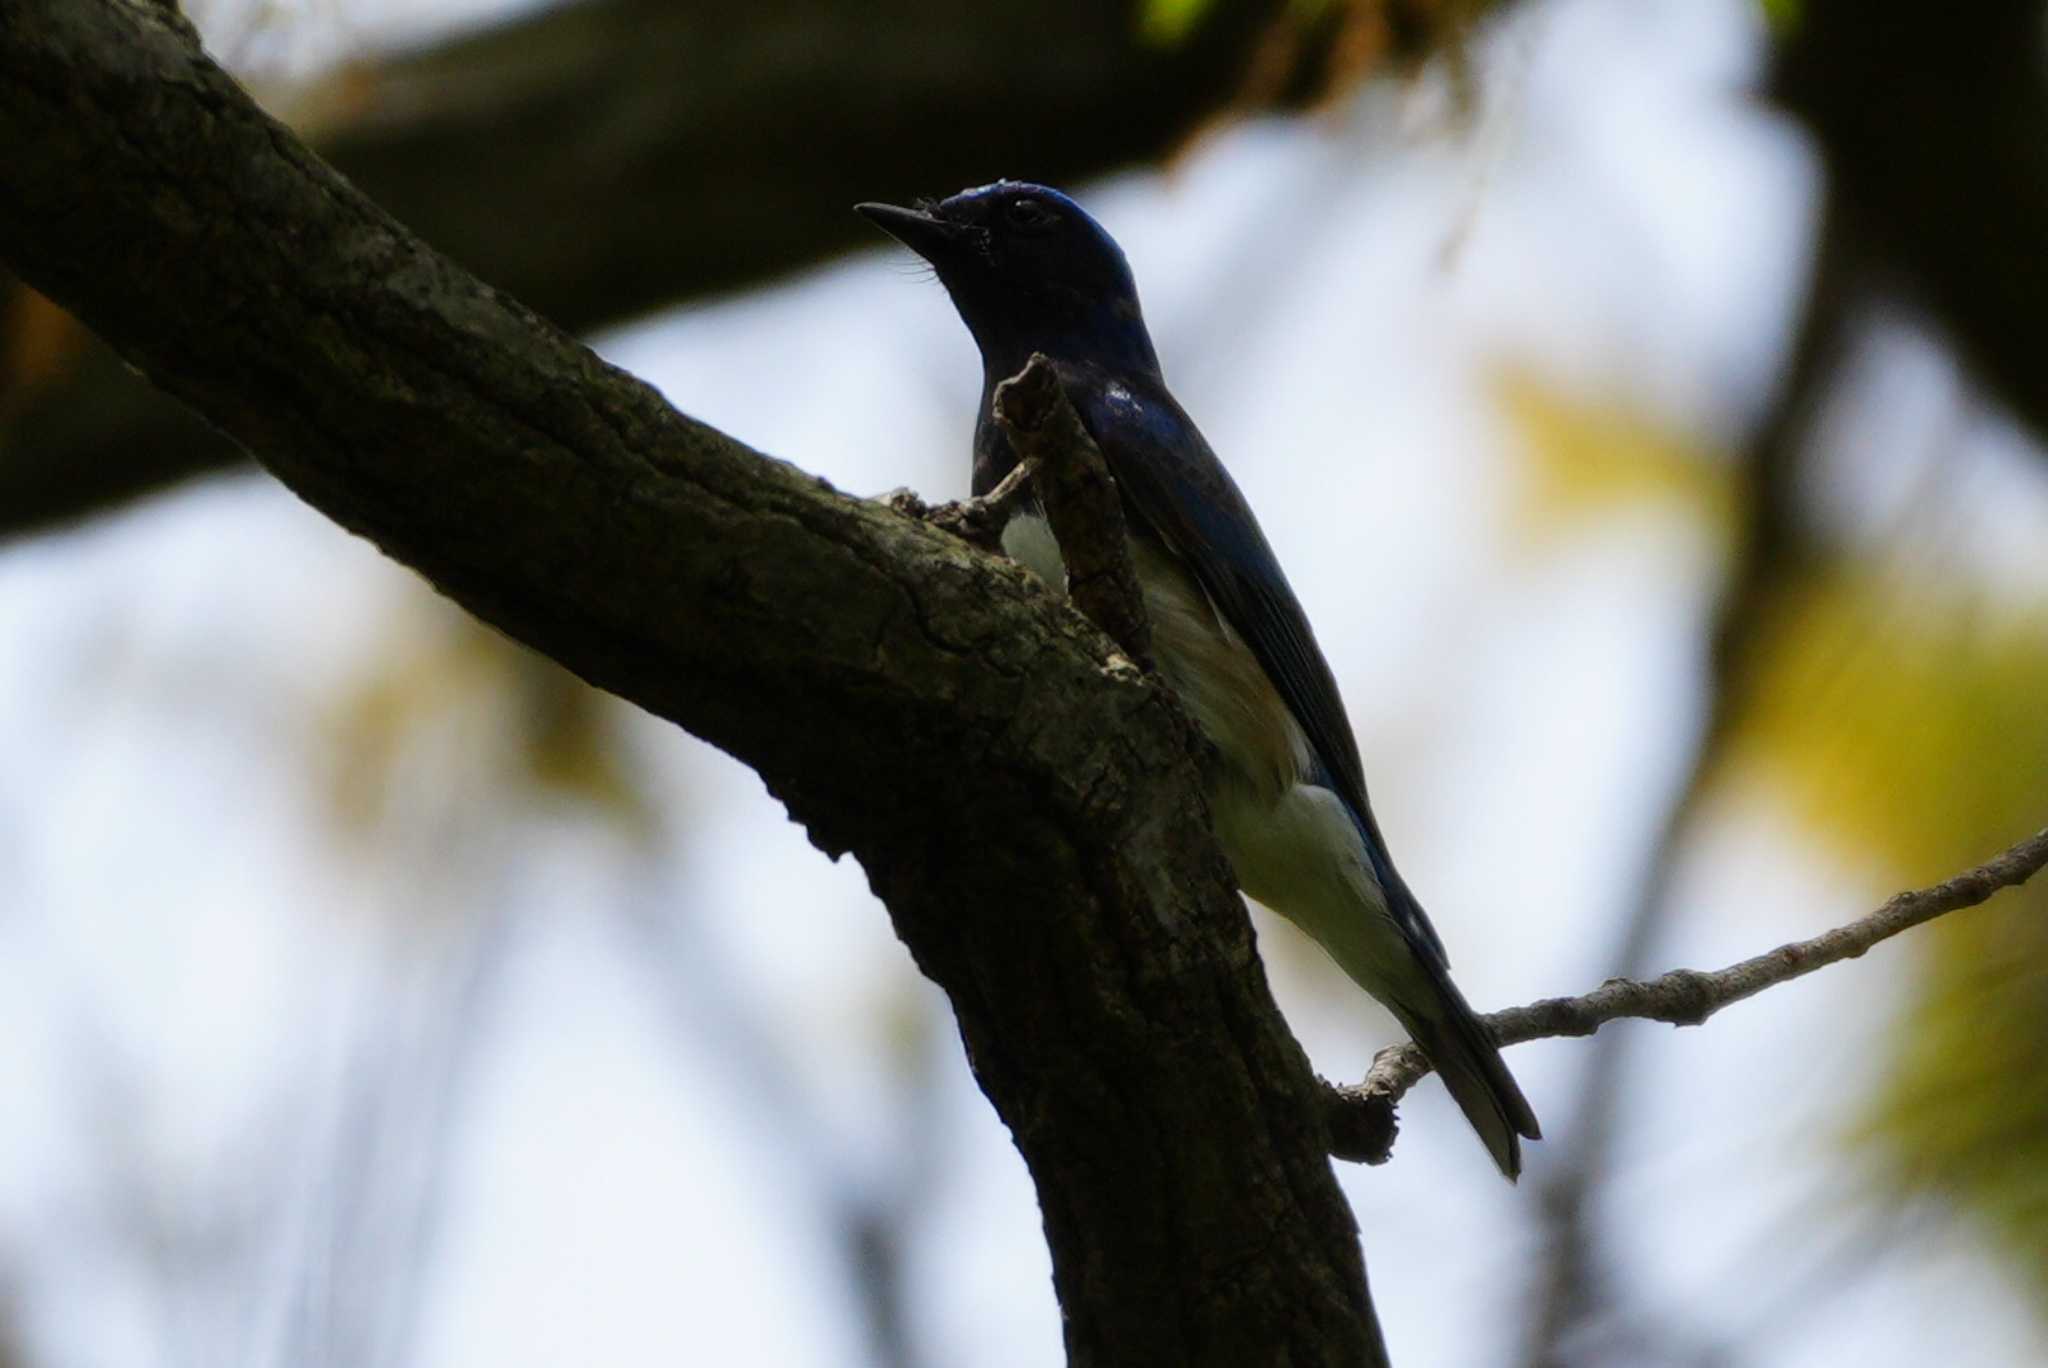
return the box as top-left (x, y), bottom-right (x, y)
top-left (859, 180), bottom-right (1538, 1179)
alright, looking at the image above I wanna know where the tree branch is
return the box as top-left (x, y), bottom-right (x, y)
top-left (1325, 825), bottom-right (2048, 1165)
top-left (1509, 195), bottom-right (1861, 1366)
top-left (1776, 0), bottom-right (2048, 450)
top-left (0, 2), bottom-right (1388, 1361)
top-left (891, 355), bottom-right (1158, 671)
top-left (994, 354), bottom-right (1156, 673)
top-left (0, 0), bottom-right (1303, 539)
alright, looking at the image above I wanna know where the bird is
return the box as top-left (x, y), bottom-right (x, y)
top-left (857, 181), bottom-right (1540, 1180)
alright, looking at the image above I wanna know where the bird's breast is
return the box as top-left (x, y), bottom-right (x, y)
top-left (998, 505), bottom-right (1068, 590)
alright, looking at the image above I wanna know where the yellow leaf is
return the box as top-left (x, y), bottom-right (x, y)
top-left (1726, 567), bottom-right (2048, 886)
top-left (1861, 885), bottom-right (2048, 1295)
top-left (324, 591), bottom-right (653, 845)
top-left (1723, 558), bottom-right (2048, 1298)
top-left (1496, 370), bottom-right (1737, 548)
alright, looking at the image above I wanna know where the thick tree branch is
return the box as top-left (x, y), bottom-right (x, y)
top-left (0, 2), bottom-right (1388, 1361)
top-left (0, 0), bottom-right (1302, 538)
top-left (321, 0), bottom-right (1293, 331)
top-left (1325, 825), bottom-right (2048, 1165)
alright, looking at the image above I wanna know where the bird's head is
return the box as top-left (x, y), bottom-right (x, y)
top-left (857, 181), bottom-right (1158, 379)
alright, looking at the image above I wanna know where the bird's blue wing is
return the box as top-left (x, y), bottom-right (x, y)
top-left (1061, 365), bottom-right (1450, 967)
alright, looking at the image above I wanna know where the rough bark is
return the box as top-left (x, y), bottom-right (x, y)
top-left (993, 355), bottom-right (1158, 673)
top-left (0, 0), bottom-right (1302, 536)
top-left (0, 2), bottom-right (1386, 1362)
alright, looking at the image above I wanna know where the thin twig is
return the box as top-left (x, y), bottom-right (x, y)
top-left (1324, 825), bottom-right (2048, 1165)
top-left (881, 457), bottom-right (1041, 556)
top-left (1511, 204), bottom-right (1861, 1367)
top-left (885, 356), bottom-right (1153, 670)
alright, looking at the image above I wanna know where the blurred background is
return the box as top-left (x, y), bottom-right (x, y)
top-left (4, 0), bottom-right (2048, 1364)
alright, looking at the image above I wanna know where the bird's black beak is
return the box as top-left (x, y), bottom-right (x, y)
top-left (855, 200), bottom-right (967, 263)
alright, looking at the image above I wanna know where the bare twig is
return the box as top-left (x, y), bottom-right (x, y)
top-left (886, 354), bottom-right (1155, 672)
top-left (882, 458), bottom-right (1040, 557)
top-left (994, 354), bottom-right (1157, 673)
top-left (1325, 825), bottom-right (2048, 1165)
top-left (1510, 203), bottom-right (1862, 1367)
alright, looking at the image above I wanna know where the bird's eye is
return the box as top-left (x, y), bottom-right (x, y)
top-left (1005, 198), bottom-right (1056, 232)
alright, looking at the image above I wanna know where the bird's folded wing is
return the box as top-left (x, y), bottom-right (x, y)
top-left (1065, 368), bottom-right (1449, 968)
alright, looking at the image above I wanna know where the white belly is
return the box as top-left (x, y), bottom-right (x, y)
top-left (1001, 510), bottom-right (1413, 999)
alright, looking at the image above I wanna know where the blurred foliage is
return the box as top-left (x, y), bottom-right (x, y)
top-left (1757, 0), bottom-right (1803, 36)
top-left (1141, 0), bottom-right (1217, 46)
top-left (1504, 364), bottom-right (2048, 1301)
top-left (1497, 370), bottom-right (1736, 547)
top-left (1143, 0), bottom-right (1492, 103)
top-left (1728, 564), bottom-right (2048, 1298)
top-left (1731, 572), bottom-right (2048, 883)
top-left (1870, 880), bottom-right (2048, 1292)
top-left (324, 592), bottom-right (653, 844)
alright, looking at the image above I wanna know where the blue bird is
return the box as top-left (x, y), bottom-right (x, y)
top-left (858, 181), bottom-right (1540, 1179)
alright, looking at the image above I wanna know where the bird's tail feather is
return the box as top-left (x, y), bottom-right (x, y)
top-left (1390, 964), bottom-right (1540, 1182)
